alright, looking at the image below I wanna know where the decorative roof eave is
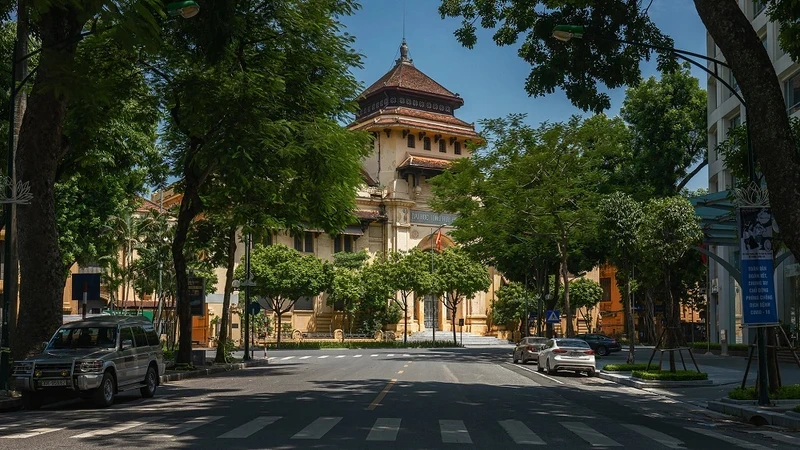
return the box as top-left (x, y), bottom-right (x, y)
top-left (396, 155), bottom-right (454, 179)
top-left (351, 117), bottom-right (482, 142)
top-left (360, 86), bottom-right (465, 107)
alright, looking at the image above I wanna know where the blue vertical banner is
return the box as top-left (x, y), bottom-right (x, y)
top-left (739, 207), bottom-right (778, 325)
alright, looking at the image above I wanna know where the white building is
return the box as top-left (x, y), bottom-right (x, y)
top-left (705, 0), bottom-right (799, 344)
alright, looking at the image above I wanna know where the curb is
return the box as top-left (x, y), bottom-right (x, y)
top-left (599, 371), bottom-right (714, 388)
top-left (708, 400), bottom-right (800, 430)
top-left (0, 397), bottom-right (21, 412)
top-left (160, 360), bottom-right (270, 383)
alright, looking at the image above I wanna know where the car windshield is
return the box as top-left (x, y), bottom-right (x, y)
top-left (556, 339), bottom-right (591, 349)
top-left (48, 327), bottom-right (117, 350)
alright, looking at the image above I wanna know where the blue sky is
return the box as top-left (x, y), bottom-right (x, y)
top-left (340, 0), bottom-right (709, 192)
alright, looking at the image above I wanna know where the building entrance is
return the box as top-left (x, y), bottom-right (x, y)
top-left (424, 295), bottom-right (438, 330)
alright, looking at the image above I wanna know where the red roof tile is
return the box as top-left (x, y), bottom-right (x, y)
top-left (360, 169), bottom-right (378, 187)
top-left (360, 61), bottom-right (462, 103)
top-left (355, 209), bottom-right (385, 221)
top-left (397, 155), bottom-right (454, 171)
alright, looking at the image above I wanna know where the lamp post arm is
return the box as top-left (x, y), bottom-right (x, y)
top-left (583, 32), bottom-right (730, 68)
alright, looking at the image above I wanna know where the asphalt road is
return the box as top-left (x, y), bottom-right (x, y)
top-left (1, 347), bottom-right (799, 449)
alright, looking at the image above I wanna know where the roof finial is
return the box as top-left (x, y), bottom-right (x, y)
top-left (399, 39), bottom-right (412, 65)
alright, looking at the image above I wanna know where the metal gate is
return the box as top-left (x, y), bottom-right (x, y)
top-left (424, 295), bottom-right (437, 329)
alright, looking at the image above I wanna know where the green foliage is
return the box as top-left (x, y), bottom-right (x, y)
top-left (631, 370), bottom-right (708, 381)
top-left (638, 197), bottom-right (703, 269)
top-left (598, 192), bottom-right (644, 271)
top-left (438, 0), bottom-right (677, 113)
top-left (602, 363), bottom-right (650, 372)
top-left (718, 117), bottom-right (800, 184)
top-left (619, 63), bottom-right (707, 197)
top-left (333, 250), bottom-right (369, 270)
top-left (385, 249), bottom-right (436, 342)
top-left (565, 278), bottom-right (603, 311)
top-left (728, 385), bottom-right (800, 400)
top-left (793, 405), bottom-right (800, 414)
top-left (491, 283), bottom-right (532, 330)
top-left (263, 340), bottom-right (462, 350)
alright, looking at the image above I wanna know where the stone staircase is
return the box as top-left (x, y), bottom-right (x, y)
top-left (408, 330), bottom-right (512, 346)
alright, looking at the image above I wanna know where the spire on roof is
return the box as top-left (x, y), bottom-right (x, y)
top-left (398, 39), bottom-right (412, 65)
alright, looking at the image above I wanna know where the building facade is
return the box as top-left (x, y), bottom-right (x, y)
top-left (706, 0), bottom-right (799, 345)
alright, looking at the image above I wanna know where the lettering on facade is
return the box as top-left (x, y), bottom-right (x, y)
top-left (410, 210), bottom-right (457, 226)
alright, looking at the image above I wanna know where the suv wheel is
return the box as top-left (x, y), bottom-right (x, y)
top-left (93, 372), bottom-right (116, 408)
top-left (140, 365), bottom-right (158, 398)
top-left (22, 392), bottom-right (42, 410)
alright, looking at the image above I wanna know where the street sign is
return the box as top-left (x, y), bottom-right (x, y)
top-left (249, 302), bottom-right (261, 315)
top-left (545, 310), bottom-right (561, 324)
top-left (187, 277), bottom-right (206, 317)
top-left (71, 273), bottom-right (101, 301)
top-left (739, 207), bottom-right (778, 325)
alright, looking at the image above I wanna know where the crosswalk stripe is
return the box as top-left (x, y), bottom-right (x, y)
top-left (387, 354), bottom-right (395, 357)
top-left (440, 420), bottom-right (472, 444)
top-left (371, 354), bottom-right (378, 357)
top-left (72, 418), bottom-right (162, 439)
top-left (354, 354), bottom-right (362, 358)
top-left (151, 416), bottom-right (223, 438)
top-left (1, 428), bottom-right (63, 439)
top-left (622, 424), bottom-right (683, 449)
top-left (291, 417), bottom-right (342, 440)
top-left (281, 356), bottom-right (294, 360)
top-left (744, 430), bottom-right (800, 446)
top-left (218, 416), bottom-right (281, 439)
top-left (336, 355), bottom-right (346, 358)
top-left (318, 355), bottom-right (329, 359)
top-left (366, 418), bottom-right (401, 441)
top-left (686, 427), bottom-right (770, 449)
top-left (402, 354), bottom-right (411, 357)
top-left (498, 420), bottom-right (545, 445)
top-left (561, 422), bottom-right (621, 447)
top-left (300, 356), bottom-right (311, 359)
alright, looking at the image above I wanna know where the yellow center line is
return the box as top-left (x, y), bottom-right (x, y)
top-left (366, 379), bottom-right (397, 411)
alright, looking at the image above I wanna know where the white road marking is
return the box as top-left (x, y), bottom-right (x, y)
top-left (402, 354), bottom-right (411, 357)
top-left (151, 416), bottom-right (223, 439)
top-left (72, 418), bottom-right (162, 439)
top-left (336, 355), bottom-right (346, 358)
top-left (218, 416), bottom-right (281, 439)
top-left (440, 420), bottom-right (472, 444)
top-left (387, 354), bottom-right (395, 357)
top-left (2, 428), bottom-right (63, 439)
top-left (300, 356), bottom-right (311, 360)
top-left (622, 424), bottom-right (684, 449)
top-left (499, 420), bottom-right (545, 445)
top-left (267, 357), bottom-right (277, 361)
top-left (744, 430), bottom-right (800, 446)
top-left (686, 427), bottom-right (770, 449)
top-left (370, 354), bottom-right (379, 357)
top-left (506, 362), bottom-right (563, 384)
top-left (354, 354), bottom-right (362, 358)
top-left (561, 422), bottom-right (622, 447)
top-left (281, 356), bottom-right (294, 360)
top-left (318, 355), bottom-right (329, 359)
top-left (366, 418), bottom-right (401, 441)
top-left (291, 417), bottom-right (342, 439)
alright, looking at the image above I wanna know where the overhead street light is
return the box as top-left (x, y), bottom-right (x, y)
top-left (167, 1), bottom-right (201, 19)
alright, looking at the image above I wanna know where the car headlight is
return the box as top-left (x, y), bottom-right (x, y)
top-left (78, 360), bottom-right (104, 373)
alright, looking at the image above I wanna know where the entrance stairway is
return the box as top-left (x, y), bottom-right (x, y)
top-left (408, 330), bottom-right (511, 346)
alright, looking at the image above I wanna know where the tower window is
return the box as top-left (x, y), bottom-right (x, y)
top-left (407, 134), bottom-right (415, 148)
top-left (439, 140), bottom-right (446, 153)
top-left (423, 137), bottom-right (431, 151)
top-left (294, 232), bottom-right (314, 253)
top-left (454, 142), bottom-right (462, 155)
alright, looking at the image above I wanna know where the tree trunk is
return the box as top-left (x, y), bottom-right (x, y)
top-left (12, 7), bottom-right (83, 360)
top-left (452, 296), bottom-right (458, 344)
top-left (172, 183), bottom-right (202, 364)
top-left (625, 265), bottom-right (636, 364)
top-left (551, 267), bottom-right (560, 338)
top-left (276, 309), bottom-right (282, 348)
top-left (767, 327), bottom-right (780, 392)
top-left (665, 270), bottom-right (677, 372)
top-left (559, 234), bottom-right (573, 337)
top-left (215, 225), bottom-right (237, 363)
top-left (695, 1), bottom-right (800, 259)
top-left (403, 296), bottom-right (408, 344)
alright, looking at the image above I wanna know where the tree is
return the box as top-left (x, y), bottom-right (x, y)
top-left (637, 196), bottom-right (703, 372)
top-left (598, 192), bottom-right (644, 363)
top-left (438, 0), bottom-right (800, 277)
top-left (360, 256), bottom-right (404, 335)
top-left (241, 244), bottom-right (327, 348)
top-left (434, 247), bottom-right (490, 343)
top-left (563, 278), bottom-right (603, 334)
top-left (386, 249), bottom-right (434, 344)
top-left (153, 0), bottom-right (371, 364)
top-left (326, 252), bottom-right (367, 338)
top-left (490, 283), bottom-right (530, 336)
top-left (619, 63), bottom-right (707, 198)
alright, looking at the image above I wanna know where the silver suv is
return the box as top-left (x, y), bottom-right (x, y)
top-left (12, 315), bottom-right (165, 409)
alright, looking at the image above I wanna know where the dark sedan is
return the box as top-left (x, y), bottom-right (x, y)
top-left (575, 333), bottom-right (622, 356)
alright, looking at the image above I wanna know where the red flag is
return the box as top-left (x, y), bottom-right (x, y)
top-left (435, 229), bottom-right (443, 251)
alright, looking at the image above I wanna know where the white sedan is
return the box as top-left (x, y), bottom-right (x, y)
top-left (537, 338), bottom-right (597, 376)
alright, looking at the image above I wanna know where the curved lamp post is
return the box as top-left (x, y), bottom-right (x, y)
top-left (428, 224), bottom-right (447, 343)
top-left (553, 23), bottom-right (766, 404)
top-left (232, 231), bottom-right (255, 361)
top-left (0, 0), bottom-right (200, 391)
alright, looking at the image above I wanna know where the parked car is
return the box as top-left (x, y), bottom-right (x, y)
top-left (574, 333), bottom-right (622, 356)
top-left (512, 337), bottom-right (549, 364)
top-left (537, 338), bottom-right (597, 376)
top-left (12, 315), bottom-right (165, 409)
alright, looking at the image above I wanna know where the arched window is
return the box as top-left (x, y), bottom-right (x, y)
top-left (439, 140), bottom-right (446, 153)
top-left (423, 137), bottom-right (431, 150)
top-left (454, 142), bottom-right (462, 155)
top-left (407, 134), bottom-right (415, 148)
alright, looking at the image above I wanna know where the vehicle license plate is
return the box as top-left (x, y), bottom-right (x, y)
top-left (568, 351), bottom-right (582, 357)
top-left (38, 380), bottom-right (69, 387)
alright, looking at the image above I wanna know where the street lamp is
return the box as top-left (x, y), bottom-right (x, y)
top-left (232, 231), bottom-right (255, 361)
top-left (429, 224), bottom-right (447, 343)
top-left (553, 23), bottom-right (766, 404)
top-left (0, 1), bottom-right (200, 391)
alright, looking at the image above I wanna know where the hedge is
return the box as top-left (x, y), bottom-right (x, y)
top-left (793, 405), bottom-right (800, 413)
top-left (690, 342), bottom-right (750, 352)
top-left (728, 385), bottom-right (800, 400)
top-left (261, 340), bottom-right (462, 350)
top-left (631, 370), bottom-right (709, 381)
top-left (603, 363), bottom-right (652, 372)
